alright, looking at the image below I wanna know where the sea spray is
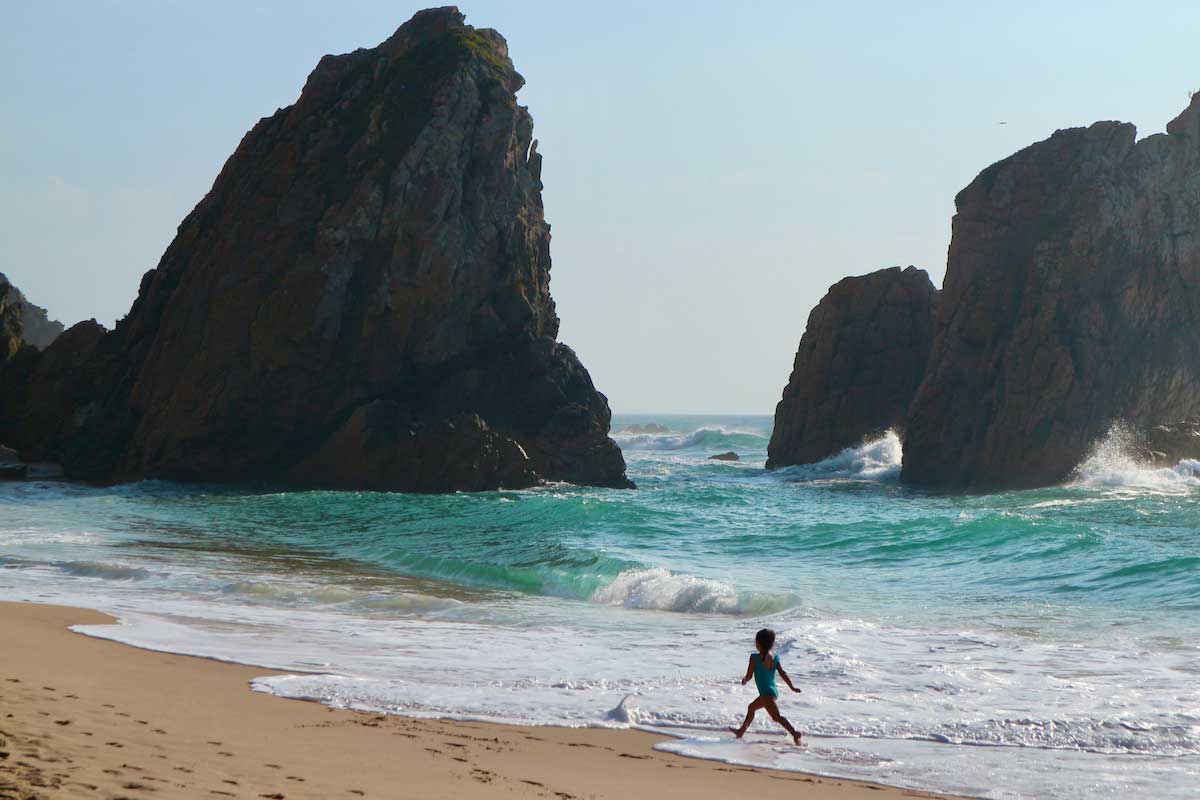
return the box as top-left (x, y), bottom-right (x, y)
top-left (1070, 423), bottom-right (1200, 492)
top-left (771, 430), bottom-right (902, 482)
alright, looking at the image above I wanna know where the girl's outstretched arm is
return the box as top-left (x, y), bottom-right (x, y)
top-left (777, 663), bottom-right (802, 693)
top-left (741, 656), bottom-right (754, 685)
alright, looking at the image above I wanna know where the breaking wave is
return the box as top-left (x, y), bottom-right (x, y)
top-left (591, 567), bottom-right (797, 615)
top-left (1070, 425), bottom-right (1200, 493)
top-left (773, 431), bottom-right (903, 482)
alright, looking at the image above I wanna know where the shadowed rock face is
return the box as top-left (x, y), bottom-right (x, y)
top-left (2, 7), bottom-right (630, 492)
top-left (0, 274), bottom-right (65, 360)
top-left (767, 266), bottom-right (938, 469)
top-left (902, 94), bottom-right (1200, 489)
top-left (0, 275), bottom-right (74, 450)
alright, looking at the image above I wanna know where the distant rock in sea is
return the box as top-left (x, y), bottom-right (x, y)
top-left (0, 273), bottom-right (65, 360)
top-left (903, 93), bottom-right (1200, 489)
top-left (0, 7), bottom-right (631, 493)
top-left (621, 423), bottom-right (670, 434)
top-left (767, 266), bottom-right (937, 469)
top-left (708, 451), bottom-right (739, 461)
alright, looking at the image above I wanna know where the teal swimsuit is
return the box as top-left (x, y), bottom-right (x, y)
top-left (751, 652), bottom-right (780, 698)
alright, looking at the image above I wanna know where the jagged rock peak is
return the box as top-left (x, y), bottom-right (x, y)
top-left (0, 8), bottom-right (630, 493)
top-left (304, 7), bottom-right (524, 99)
top-left (767, 266), bottom-right (937, 469)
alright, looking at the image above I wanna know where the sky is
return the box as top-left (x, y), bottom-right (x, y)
top-left (2, 2), bottom-right (1198, 413)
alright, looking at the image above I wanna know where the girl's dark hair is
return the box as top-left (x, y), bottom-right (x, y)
top-left (755, 628), bottom-right (776, 650)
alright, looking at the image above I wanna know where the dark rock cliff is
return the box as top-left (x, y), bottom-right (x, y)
top-left (767, 266), bottom-right (938, 469)
top-left (902, 94), bottom-right (1200, 489)
top-left (2, 7), bottom-right (630, 492)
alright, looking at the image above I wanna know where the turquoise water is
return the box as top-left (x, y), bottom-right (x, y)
top-left (2, 414), bottom-right (1199, 798)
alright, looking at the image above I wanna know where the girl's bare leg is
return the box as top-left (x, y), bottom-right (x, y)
top-left (763, 698), bottom-right (803, 745)
top-left (729, 697), bottom-right (766, 738)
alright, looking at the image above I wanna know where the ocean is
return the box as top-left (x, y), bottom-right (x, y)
top-left (2, 413), bottom-right (1198, 799)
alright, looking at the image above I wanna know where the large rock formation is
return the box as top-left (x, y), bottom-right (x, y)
top-left (767, 266), bottom-right (937, 469)
top-left (0, 273), bottom-right (65, 355)
top-left (1, 7), bottom-right (630, 492)
top-left (902, 94), bottom-right (1200, 489)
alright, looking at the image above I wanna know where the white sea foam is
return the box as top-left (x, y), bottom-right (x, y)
top-left (773, 431), bottom-right (903, 482)
top-left (592, 567), bottom-right (738, 613)
top-left (613, 426), bottom-right (768, 451)
top-left (1070, 425), bottom-right (1200, 493)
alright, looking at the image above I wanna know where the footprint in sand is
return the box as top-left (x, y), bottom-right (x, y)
top-left (54, 720), bottom-right (71, 726)
top-left (259, 793), bottom-right (285, 799)
top-left (285, 776), bottom-right (305, 782)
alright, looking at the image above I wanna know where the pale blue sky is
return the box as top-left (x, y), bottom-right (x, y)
top-left (3, 1), bottom-right (1197, 412)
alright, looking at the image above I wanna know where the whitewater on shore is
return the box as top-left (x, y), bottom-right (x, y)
top-left (1, 414), bottom-right (1198, 799)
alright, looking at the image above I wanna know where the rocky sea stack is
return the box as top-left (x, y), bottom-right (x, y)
top-left (771, 93), bottom-right (1200, 490)
top-left (0, 7), bottom-right (630, 492)
top-left (904, 93), bottom-right (1200, 489)
top-left (767, 266), bottom-right (937, 469)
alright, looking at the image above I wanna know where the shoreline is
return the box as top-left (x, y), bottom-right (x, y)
top-left (0, 600), bottom-right (962, 799)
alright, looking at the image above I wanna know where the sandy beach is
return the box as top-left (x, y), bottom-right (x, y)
top-left (0, 601), bottom-right (960, 800)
